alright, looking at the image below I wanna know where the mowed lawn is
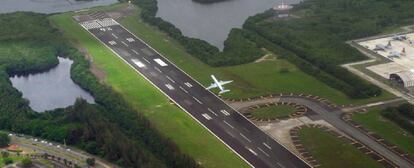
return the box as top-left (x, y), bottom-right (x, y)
top-left (48, 7), bottom-right (250, 168)
top-left (250, 105), bottom-right (296, 119)
top-left (119, 5), bottom-right (394, 105)
top-left (299, 127), bottom-right (382, 168)
top-left (353, 108), bottom-right (414, 156)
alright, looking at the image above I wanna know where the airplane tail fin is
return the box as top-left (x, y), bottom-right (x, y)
top-left (219, 90), bottom-right (230, 94)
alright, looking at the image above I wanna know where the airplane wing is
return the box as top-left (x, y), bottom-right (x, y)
top-left (206, 83), bottom-right (218, 90)
top-left (218, 80), bottom-right (233, 86)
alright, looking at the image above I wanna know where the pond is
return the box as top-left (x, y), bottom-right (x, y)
top-left (0, 0), bottom-right (118, 14)
top-left (9, 57), bottom-right (95, 112)
top-left (156, 0), bottom-right (302, 49)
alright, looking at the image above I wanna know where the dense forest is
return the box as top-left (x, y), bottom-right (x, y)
top-left (0, 12), bottom-right (199, 168)
top-left (382, 103), bottom-right (414, 135)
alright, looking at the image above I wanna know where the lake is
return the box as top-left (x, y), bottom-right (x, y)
top-left (10, 57), bottom-right (95, 112)
top-left (156, 0), bottom-right (301, 49)
top-left (0, 0), bottom-right (117, 14)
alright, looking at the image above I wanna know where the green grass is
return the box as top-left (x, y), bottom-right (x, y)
top-left (353, 108), bottom-right (414, 156)
top-left (48, 4), bottom-right (249, 168)
top-left (0, 156), bottom-right (24, 167)
top-left (250, 105), bottom-right (296, 119)
top-left (119, 5), bottom-right (394, 105)
top-left (298, 127), bottom-right (383, 168)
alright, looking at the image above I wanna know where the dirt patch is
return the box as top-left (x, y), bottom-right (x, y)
top-left (255, 54), bottom-right (276, 63)
top-left (78, 47), bottom-right (107, 82)
top-left (106, 4), bottom-right (136, 20)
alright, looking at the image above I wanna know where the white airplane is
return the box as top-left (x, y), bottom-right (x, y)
top-left (374, 43), bottom-right (391, 51)
top-left (206, 75), bottom-right (233, 94)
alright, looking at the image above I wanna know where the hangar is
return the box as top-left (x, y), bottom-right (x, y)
top-left (390, 71), bottom-right (414, 88)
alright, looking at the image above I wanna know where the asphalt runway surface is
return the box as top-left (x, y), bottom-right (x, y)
top-left (78, 18), bottom-right (310, 168)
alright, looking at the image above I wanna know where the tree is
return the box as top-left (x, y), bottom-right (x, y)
top-left (1, 151), bottom-right (9, 158)
top-left (86, 158), bottom-right (95, 166)
top-left (4, 157), bottom-right (13, 165)
top-left (21, 158), bottom-right (33, 168)
top-left (0, 132), bottom-right (10, 147)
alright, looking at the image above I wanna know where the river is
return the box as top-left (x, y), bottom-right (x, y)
top-left (9, 57), bottom-right (95, 112)
top-left (0, 0), bottom-right (117, 14)
top-left (156, 0), bottom-right (301, 49)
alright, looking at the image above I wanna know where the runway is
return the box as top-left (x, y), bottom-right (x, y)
top-left (77, 17), bottom-right (310, 168)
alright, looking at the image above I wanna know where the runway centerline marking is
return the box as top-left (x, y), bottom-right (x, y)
top-left (258, 147), bottom-right (270, 157)
top-left (179, 86), bottom-right (189, 94)
top-left (131, 49), bottom-right (139, 55)
top-left (184, 82), bottom-right (193, 88)
top-left (240, 133), bottom-right (252, 143)
top-left (121, 41), bottom-right (129, 47)
top-left (202, 113), bottom-right (212, 120)
top-left (192, 97), bottom-right (203, 104)
top-left (166, 76), bottom-right (176, 83)
top-left (207, 108), bottom-right (218, 116)
top-left (142, 58), bottom-right (150, 64)
top-left (263, 142), bottom-right (272, 150)
top-left (223, 120), bottom-right (234, 129)
top-left (246, 147), bottom-right (258, 156)
top-left (154, 66), bottom-right (162, 73)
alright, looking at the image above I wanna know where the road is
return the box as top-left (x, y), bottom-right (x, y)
top-left (230, 95), bottom-right (414, 168)
top-left (76, 17), bottom-right (310, 168)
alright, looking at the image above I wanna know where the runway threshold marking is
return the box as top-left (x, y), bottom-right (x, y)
top-left (257, 147), bottom-right (270, 157)
top-left (220, 110), bottom-right (230, 116)
top-left (184, 82), bottom-right (193, 88)
top-left (179, 86), bottom-right (189, 94)
top-left (202, 113), bottom-right (212, 120)
top-left (165, 84), bottom-right (175, 90)
top-left (263, 142), bottom-right (272, 150)
top-left (166, 76), bottom-right (175, 83)
top-left (240, 133), bottom-right (252, 143)
top-left (154, 58), bottom-right (168, 66)
top-left (192, 97), bottom-right (203, 104)
top-left (223, 120), bottom-right (234, 129)
top-left (131, 59), bottom-right (145, 68)
top-left (207, 108), bottom-right (218, 116)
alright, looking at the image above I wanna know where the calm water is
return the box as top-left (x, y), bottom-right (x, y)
top-left (156, 0), bottom-right (301, 49)
top-left (0, 0), bottom-right (117, 14)
top-left (10, 57), bottom-right (95, 112)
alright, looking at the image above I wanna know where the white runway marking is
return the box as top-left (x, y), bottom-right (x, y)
top-left (263, 142), bottom-right (272, 150)
top-left (202, 113), bottom-right (212, 120)
top-left (223, 120), bottom-right (234, 129)
top-left (165, 84), bottom-right (175, 90)
top-left (80, 20), bottom-right (102, 30)
top-left (240, 133), bottom-right (252, 143)
top-left (226, 131), bottom-right (236, 138)
top-left (277, 162), bottom-right (286, 168)
top-left (154, 58), bottom-right (168, 66)
top-left (108, 41), bottom-right (117, 45)
top-left (179, 86), bottom-right (189, 94)
top-left (111, 33), bottom-right (118, 39)
top-left (166, 76), bottom-right (175, 83)
top-left (126, 38), bottom-right (135, 42)
top-left (207, 108), bottom-right (218, 116)
top-left (184, 82), bottom-right (193, 88)
top-left (257, 147), bottom-right (270, 157)
top-left (131, 49), bottom-right (139, 55)
top-left (131, 59), bottom-right (145, 68)
top-left (154, 67), bottom-right (162, 73)
top-left (143, 58), bottom-right (150, 64)
top-left (220, 110), bottom-right (230, 116)
top-left (121, 41), bottom-right (129, 47)
top-left (246, 147), bottom-right (258, 156)
top-left (192, 97), bottom-right (203, 104)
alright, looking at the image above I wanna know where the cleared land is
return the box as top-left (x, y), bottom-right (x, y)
top-left (249, 105), bottom-right (296, 119)
top-left (48, 4), bottom-right (249, 168)
top-left (353, 108), bottom-right (414, 156)
top-left (119, 4), bottom-right (394, 105)
top-left (298, 127), bottom-right (382, 168)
